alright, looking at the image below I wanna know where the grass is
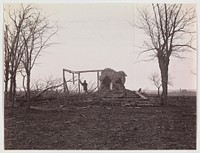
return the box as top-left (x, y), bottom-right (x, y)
top-left (4, 96), bottom-right (196, 150)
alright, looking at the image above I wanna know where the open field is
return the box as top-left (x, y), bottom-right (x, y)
top-left (5, 96), bottom-right (196, 150)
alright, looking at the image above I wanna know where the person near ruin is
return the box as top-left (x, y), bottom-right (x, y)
top-left (79, 79), bottom-right (88, 93)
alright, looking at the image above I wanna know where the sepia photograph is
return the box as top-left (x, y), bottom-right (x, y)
top-left (2, 0), bottom-right (198, 151)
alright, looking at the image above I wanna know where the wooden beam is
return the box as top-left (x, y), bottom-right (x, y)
top-left (63, 68), bottom-right (76, 73)
top-left (78, 69), bottom-right (103, 73)
top-left (63, 68), bottom-right (103, 74)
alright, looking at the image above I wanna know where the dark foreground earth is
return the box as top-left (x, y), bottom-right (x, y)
top-left (5, 96), bottom-right (196, 150)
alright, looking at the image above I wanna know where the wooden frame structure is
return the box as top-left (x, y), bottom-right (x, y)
top-left (63, 68), bottom-right (103, 93)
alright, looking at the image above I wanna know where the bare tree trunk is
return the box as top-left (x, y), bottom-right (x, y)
top-left (21, 72), bottom-right (27, 99)
top-left (161, 76), bottom-right (168, 105)
top-left (9, 76), bottom-right (13, 116)
top-left (12, 75), bottom-right (17, 111)
top-left (26, 72), bottom-right (31, 110)
top-left (9, 74), bottom-right (16, 116)
top-left (4, 62), bottom-right (9, 107)
top-left (160, 65), bottom-right (168, 106)
top-left (157, 87), bottom-right (160, 96)
top-left (158, 56), bottom-right (169, 106)
top-left (4, 25), bottom-right (10, 107)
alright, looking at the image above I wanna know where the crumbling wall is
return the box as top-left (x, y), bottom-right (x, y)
top-left (100, 68), bottom-right (126, 91)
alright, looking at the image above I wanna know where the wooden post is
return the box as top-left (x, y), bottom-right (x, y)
top-left (63, 69), bottom-right (66, 93)
top-left (66, 81), bottom-right (69, 93)
top-left (97, 71), bottom-right (100, 91)
top-left (72, 73), bottom-right (75, 84)
top-left (97, 71), bottom-right (101, 102)
top-left (78, 73), bottom-right (80, 93)
top-left (63, 68), bottom-right (103, 94)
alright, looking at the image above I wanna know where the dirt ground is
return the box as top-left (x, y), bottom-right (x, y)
top-left (4, 96), bottom-right (196, 150)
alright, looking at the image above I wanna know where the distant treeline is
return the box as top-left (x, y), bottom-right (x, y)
top-left (146, 90), bottom-right (196, 97)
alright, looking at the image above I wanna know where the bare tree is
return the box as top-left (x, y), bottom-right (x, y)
top-left (149, 72), bottom-right (173, 96)
top-left (4, 4), bottom-right (57, 111)
top-left (137, 4), bottom-right (196, 105)
top-left (149, 73), bottom-right (162, 96)
top-left (18, 4), bottom-right (57, 109)
top-left (4, 6), bottom-right (31, 114)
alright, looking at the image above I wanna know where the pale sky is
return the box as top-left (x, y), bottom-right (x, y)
top-left (4, 3), bottom-right (197, 91)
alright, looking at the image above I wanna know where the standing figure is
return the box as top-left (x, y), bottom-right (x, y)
top-left (80, 80), bottom-right (88, 93)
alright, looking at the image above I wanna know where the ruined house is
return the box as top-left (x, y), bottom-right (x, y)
top-left (100, 68), bottom-right (127, 91)
top-left (99, 68), bottom-right (149, 104)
